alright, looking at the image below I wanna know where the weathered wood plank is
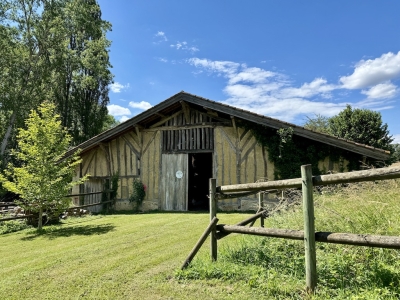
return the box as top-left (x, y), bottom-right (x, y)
top-left (181, 217), bottom-right (219, 269)
top-left (302, 165), bottom-right (317, 293)
top-left (216, 225), bottom-right (400, 249)
top-left (218, 166), bottom-right (400, 193)
top-left (210, 178), bottom-right (217, 261)
top-left (150, 110), bottom-right (183, 128)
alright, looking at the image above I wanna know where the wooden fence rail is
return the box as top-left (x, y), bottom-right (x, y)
top-left (216, 225), bottom-right (400, 249)
top-left (217, 166), bottom-right (400, 194)
top-left (0, 190), bottom-right (113, 223)
top-left (182, 165), bottom-right (400, 294)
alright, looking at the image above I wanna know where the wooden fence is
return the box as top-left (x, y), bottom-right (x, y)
top-left (0, 190), bottom-right (113, 223)
top-left (182, 165), bottom-right (400, 293)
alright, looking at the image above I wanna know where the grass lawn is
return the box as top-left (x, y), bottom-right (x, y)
top-left (1, 179), bottom-right (400, 299)
top-left (0, 212), bottom-right (257, 299)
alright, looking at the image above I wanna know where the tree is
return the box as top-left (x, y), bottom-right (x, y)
top-left (303, 114), bottom-right (330, 134)
top-left (328, 105), bottom-right (393, 151)
top-left (102, 114), bottom-right (120, 131)
top-left (0, 102), bottom-right (87, 230)
top-left (0, 0), bottom-right (113, 164)
top-left (50, 0), bottom-right (113, 145)
top-left (392, 144), bottom-right (400, 163)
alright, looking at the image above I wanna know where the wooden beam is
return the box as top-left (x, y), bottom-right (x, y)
top-left (134, 125), bottom-right (143, 149)
top-left (180, 101), bottom-right (191, 124)
top-left (181, 217), bottom-right (219, 269)
top-left (155, 112), bottom-right (166, 118)
top-left (143, 122), bottom-right (231, 132)
top-left (216, 225), bottom-right (400, 249)
top-left (218, 166), bottom-right (400, 193)
top-left (204, 107), bottom-right (218, 117)
top-left (149, 110), bottom-right (182, 129)
top-left (99, 143), bottom-right (111, 176)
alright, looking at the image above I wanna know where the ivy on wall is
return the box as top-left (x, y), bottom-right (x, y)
top-left (239, 121), bottom-right (363, 179)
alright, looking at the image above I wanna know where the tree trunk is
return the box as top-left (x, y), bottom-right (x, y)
top-left (0, 111), bottom-right (16, 159)
top-left (38, 207), bottom-right (43, 231)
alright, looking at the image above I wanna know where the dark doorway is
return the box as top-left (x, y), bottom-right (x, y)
top-left (188, 153), bottom-right (213, 211)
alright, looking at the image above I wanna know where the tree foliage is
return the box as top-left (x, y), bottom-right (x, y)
top-left (0, 0), bottom-right (113, 165)
top-left (0, 102), bottom-right (88, 230)
top-left (303, 114), bottom-right (331, 134)
top-left (328, 105), bottom-right (393, 151)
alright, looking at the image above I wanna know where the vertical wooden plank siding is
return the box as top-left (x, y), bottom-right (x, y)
top-left (161, 153), bottom-right (188, 210)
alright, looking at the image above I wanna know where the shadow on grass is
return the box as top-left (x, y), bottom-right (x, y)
top-left (103, 210), bottom-right (258, 216)
top-left (21, 223), bottom-right (115, 241)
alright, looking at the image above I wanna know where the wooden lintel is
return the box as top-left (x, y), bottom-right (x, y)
top-left (180, 101), bottom-right (191, 123)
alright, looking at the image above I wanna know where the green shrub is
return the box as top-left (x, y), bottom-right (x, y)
top-left (0, 220), bottom-right (31, 234)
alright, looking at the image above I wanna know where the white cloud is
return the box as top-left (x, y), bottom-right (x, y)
top-left (340, 51), bottom-right (400, 89)
top-left (154, 31), bottom-right (168, 43)
top-left (170, 41), bottom-right (199, 53)
top-left (107, 104), bottom-right (131, 116)
top-left (157, 57), bottom-right (168, 63)
top-left (129, 101), bottom-right (152, 110)
top-left (110, 82), bottom-right (129, 93)
top-left (119, 116), bottom-right (130, 123)
top-left (188, 54), bottom-right (400, 122)
top-left (361, 82), bottom-right (398, 99)
top-left (393, 134), bottom-right (400, 144)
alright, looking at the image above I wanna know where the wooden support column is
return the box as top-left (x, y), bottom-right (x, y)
top-left (301, 164), bottom-right (317, 293)
top-left (258, 192), bottom-right (264, 228)
top-left (209, 178), bottom-right (217, 261)
top-left (180, 101), bottom-right (191, 124)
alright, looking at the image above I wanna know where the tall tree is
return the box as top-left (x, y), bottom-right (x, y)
top-left (0, 0), bottom-right (113, 165)
top-left (0, 102), bottom-right (87, 230)
top-left (51, 0), bottom-right (113, 145)
top-left (0, 2), bottom-right (51, 163)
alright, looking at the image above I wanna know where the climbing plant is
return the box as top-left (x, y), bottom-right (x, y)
top-left (239, 121), bottom-right (363, 179)
top-left (129, 179), bottom-right (146, 211)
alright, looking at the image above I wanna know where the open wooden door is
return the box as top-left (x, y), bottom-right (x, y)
top-left (161, 154), bottom-right (188, 210)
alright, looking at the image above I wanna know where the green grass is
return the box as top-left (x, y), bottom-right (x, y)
top-left (178, 179), bottom-right (400, 299)
top-left (1, 179), bottom-right (400, 299)
top-left (0, 212), bottom-right (257, 299)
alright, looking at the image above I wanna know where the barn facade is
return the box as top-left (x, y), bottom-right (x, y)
top-left (66, 92), bottom-right (390, 212)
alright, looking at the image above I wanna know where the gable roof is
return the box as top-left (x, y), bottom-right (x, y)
top-left (64, 91), bottom-right (391, 160)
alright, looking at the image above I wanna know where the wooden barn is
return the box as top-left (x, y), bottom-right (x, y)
top-left (65, 91), bottom-right (390, 212)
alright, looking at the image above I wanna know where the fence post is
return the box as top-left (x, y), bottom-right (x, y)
top-left (258, 192), bottom-right (264, 228)
top-left (301, 164), bottom-right (317, 293)
top-left (209, 178), bottom-right (217, 261)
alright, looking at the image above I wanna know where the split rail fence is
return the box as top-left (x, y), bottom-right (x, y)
top-left (0, 189), bottom-right (113, 223)
top-left (182, 165), bottom-right (400, 293)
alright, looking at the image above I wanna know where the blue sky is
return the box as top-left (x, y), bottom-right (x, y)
top-left (98, 0), bottom-right (400, 144)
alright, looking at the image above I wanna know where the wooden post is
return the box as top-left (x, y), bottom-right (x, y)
top-left (301, 164), bottom-right (317, 293)
top-left (209, 178), bottom-right (217, 261)
top-left (181, 217), bottom-right (219, 269)
top-left (258, 192), bottom-right (264, 228)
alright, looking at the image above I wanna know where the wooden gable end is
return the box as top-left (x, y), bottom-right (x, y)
top-left (143, 101), bottom-right (231, 153)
